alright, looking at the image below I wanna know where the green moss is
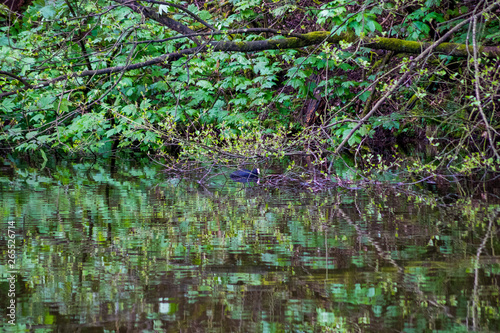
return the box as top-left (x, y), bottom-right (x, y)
top-left (303, 31), bottom-right (330, 41)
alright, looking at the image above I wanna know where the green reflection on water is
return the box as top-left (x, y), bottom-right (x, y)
top-left (0, 162), bottom-right (499, 332)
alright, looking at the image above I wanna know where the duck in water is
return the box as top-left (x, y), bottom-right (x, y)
top-left (230, 168), bottom-right (260, 183)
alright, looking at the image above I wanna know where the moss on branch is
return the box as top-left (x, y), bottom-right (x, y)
top-left (214, 31), bottom-right (500, 58)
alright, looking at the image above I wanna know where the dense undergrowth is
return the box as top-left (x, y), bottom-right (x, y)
top-left (0, 0), bottom-right (499, 182)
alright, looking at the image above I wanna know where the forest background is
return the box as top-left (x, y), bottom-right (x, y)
top-left (1, 0), bottom-right (499, 182)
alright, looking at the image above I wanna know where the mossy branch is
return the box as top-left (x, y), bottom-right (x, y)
top-left (2, 1), bottom-right (499, 99)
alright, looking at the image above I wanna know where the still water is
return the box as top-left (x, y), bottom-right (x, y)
top-left (0, 162), bottom-right (499, 332)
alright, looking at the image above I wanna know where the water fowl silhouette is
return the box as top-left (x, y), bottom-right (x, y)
top-left (230, 168), bottom-right (260, 182)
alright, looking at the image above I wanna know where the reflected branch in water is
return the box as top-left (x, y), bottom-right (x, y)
top-left (471, 211), bottom-right (496, 330)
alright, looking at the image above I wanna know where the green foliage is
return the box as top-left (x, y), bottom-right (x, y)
top-left (371, 114), bottom-right (402, 131)
top-left (332, 122), bottom-right (370, 147)
top-left (0, 0), bottom-right (498, 176)
top-left (317, 2), bottom-right (383, 36)
top-left (390, 8), bottom-right (445, 40)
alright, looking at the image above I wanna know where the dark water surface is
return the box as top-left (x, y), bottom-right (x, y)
top-left (1, 162), bottom-right (499, 332)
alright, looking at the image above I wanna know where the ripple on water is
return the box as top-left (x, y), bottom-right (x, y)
top-left (1, 164), bottom-right (499, 332)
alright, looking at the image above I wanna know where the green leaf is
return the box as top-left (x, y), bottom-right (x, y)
top-left (31, 114), bottom-right (45, 123)
top-left (235, 80), bottom-right (252, 91)
top-left (40, 5), bottom-right (56, 19)
top-left (366, 19), bottom-right (382, 32)
top-left (122, 105), bottom-right (137, 115)
top-left (2, 97), bottom-right (16, 111)
top-left (254, 59), bottom-right (272, 75)
top-left (198, 10), bottom-right (212, 21)
top-left (38, 96), bottom-right (56, 109)
top-left (341, 81), bottom-right (355, 88)
top-left (158, 5), bottom-right (169, 15)
top-left (140, 99), bottom-right (151, 111)
top-left (359, 90), bottom-right (371, 102)
top-left (40, 149), bottom-right (48, 170)
top-left (0, 36), bottom-right (12, 46)
top-left (424, 12), bottom-right (445, 22)
top-left (230, 96), bottom-right (249, 106)
top-left (26, 131), bottom-right (38, 140)
top-left (196, 80), bottom-right (213, 90)
top-left (144, 131), bottom-right (157, 143)
top-left (54, 99), bottom-right (69, 113)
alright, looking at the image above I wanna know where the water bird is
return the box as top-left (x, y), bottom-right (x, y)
top-left (230, 168), bottom-right (260, 182)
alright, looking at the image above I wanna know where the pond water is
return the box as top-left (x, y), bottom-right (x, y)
top-left (0, 162), bottom-right (499, 332)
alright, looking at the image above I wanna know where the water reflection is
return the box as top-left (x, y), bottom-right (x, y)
top-left (0, 163), bottom-right (499, 332)
top-left (229, 176), bottom-right (259, 184)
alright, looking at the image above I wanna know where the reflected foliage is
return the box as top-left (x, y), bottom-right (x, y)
top-left (0, 162), bottom-right (499, 332)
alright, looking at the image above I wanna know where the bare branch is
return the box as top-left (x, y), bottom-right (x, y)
top-left (0, 70), bottom-right (33, 88)
top-left (112, 0), bottom-right (202, 45)
top-left (472, 14), bottom-right (500, 160)
top-left (139, 0), bottom-right (218, 31)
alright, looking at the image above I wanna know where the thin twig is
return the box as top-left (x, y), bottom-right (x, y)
top-left (472, 14), bottom-right (500, 160)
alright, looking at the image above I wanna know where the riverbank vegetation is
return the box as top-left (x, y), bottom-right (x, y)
top-left (1, 0), bottom-right (499, 183)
